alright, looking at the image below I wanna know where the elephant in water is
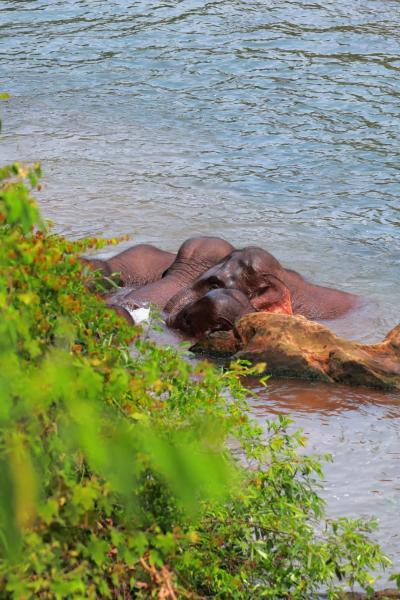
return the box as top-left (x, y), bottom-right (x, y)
top-left (169, 289), bottom-right (255, 338)
top-left (107, 236), bottom-right (235, 317)
top-left (82, 243), bottom-right (176, 288)
top-left (166, 246), bottom-right (360, 322)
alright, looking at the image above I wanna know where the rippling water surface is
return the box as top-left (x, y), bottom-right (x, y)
top-left (1, 0), bottom-right (399, 578)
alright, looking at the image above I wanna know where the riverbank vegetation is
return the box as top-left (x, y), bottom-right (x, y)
top-left (0, 161), bottom-right (396, 598)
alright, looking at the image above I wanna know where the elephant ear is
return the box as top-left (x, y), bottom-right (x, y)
top-left (250, 274), bottom-right (292, 314)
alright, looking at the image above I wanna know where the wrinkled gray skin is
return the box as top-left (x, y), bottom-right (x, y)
top-left (108, 236), bottom-right (234, 312)
top-left (166, 246), bottom-right (360, 321)
top-left (82, 243), bottom-right (176, 288)
top-left (168, 288), bottom-right (254, 338)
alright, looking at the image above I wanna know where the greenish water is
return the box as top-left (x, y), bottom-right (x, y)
top-left (1, 0), bottom-right (400, 580)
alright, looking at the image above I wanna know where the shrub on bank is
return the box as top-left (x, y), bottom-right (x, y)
top-left (0, 162), bottom-right (395, 598)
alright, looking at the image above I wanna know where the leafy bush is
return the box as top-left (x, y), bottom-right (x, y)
top-left (0, 162), bottom-right (394, 598)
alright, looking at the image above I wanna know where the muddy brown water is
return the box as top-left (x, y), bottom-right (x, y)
top-left (1, 0), bottom-right (399, 580)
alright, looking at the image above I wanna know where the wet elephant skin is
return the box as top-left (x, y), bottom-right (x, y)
top-left (165, 246), bottom-right (360, 321)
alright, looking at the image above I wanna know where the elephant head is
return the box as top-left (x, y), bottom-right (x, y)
top-left (168, 288), bottom-right (254, 338)
top-left (165, 247), bottom-right (293, 318)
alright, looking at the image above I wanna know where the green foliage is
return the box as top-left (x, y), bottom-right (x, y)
top-left (0, 162), bottom-right (396, 598)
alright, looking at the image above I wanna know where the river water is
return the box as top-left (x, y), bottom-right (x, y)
top-left (1, 0), bottom-right (400, 581)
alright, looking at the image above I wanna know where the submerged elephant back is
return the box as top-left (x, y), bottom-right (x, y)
top-left (84, 244), bottom-right (176, 289)
top-left (107, 244), bottom-right (175, 287)
top-left (109, 236), bottom-right (234, 312)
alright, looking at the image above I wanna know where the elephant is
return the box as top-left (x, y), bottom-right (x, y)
top-left (107, 236), bottom-right (235, 313)
top-left (169, 289), bottom-right (255, 338)
top-left (165, 246), bottom-right (360, 321)
top-left (82, 243), bottom-right (175, 288)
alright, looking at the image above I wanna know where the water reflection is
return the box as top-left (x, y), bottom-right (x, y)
top-left (250, 379), bottom-right (400, 415)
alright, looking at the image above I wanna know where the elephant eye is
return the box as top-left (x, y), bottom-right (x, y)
top-left (207, 277), bottom-right (223, 290)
